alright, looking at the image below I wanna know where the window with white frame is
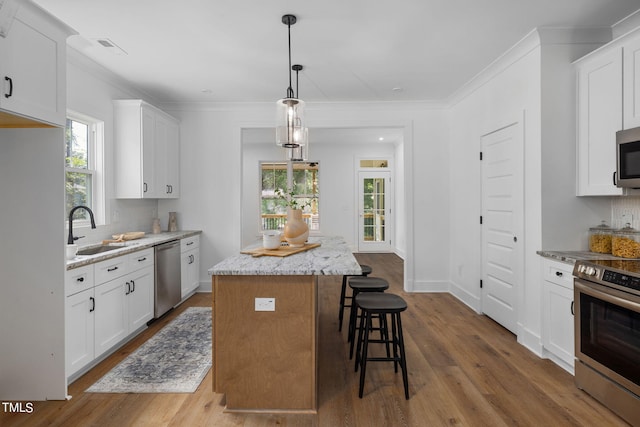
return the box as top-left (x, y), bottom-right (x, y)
top-left (260, 161), bottom-right (319, 231)
top-left (65, 113), bottom-right (104, 223)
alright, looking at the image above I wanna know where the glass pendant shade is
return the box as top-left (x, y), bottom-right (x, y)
top-left (285, 139), bottom-right (309, 161)
top-left (276, 97), bottom-right (307, 148)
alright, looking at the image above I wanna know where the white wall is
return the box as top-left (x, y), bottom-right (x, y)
top-left (159, 102), bottom-right (449, 292)
top-left (241, 139), bottom-right (397, 249)
top-left (447, 29), bottom-right (612, 354)
top-left (65, 48), bottom-right (161, 244)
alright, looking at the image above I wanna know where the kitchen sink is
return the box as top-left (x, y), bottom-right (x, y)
top-left (76, 245), bottom-right (125, 256)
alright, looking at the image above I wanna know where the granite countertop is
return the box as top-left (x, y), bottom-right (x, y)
top-left (66, 230), bottom-right (201, 270)
top-left (537, 250), bottom-right (635, 264)
top-left (209, 235), bottom-right (362, 276)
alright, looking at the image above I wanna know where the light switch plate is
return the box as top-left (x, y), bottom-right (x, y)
top-left (255, 298), bottom-right (275, 311)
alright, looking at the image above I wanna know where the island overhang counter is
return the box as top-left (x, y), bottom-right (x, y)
top-left (208, 236), bottom-right (361, 413)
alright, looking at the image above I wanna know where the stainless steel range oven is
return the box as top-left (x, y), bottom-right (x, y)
top-left (573, 260), bottom-right (640, 427)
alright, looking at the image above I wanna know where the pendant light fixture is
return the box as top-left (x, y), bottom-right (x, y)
top-left (276, 14), bottom-right (308, 157)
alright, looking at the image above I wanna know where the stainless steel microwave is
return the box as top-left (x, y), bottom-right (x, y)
top-left (616, 126), bottom-right (640, 188)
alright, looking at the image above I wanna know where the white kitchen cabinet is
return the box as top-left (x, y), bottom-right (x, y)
top-left (0, 3), bottom-right (71, 126)
top-left (576, 47), bottom-right (623, 196)
top-left (180, 235), bottom-right (200, 298)
top-left (623, 35), bottom-right (640, 129)
top-left (114, 100), bottom-right (180, 199)
top-left (65, 288), bottom-right (95, 377)
top-left (541, 258), bottom-right (575, 373)
top-left (65, 247), bottom-right (155, 379)
top-left (94, 276), bottom-right (128, 358)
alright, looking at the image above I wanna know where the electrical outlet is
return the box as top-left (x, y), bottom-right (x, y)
top-left (621, 213), bottom-right (633, 226)
top-left (255, 298), bottom-right (275, 311)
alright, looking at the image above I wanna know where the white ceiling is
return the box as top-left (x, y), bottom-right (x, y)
top-left (32, 0), bottom-right (640, 104)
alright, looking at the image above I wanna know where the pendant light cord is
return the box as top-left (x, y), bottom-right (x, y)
top-left (287, 21), bottom-right (294, 99)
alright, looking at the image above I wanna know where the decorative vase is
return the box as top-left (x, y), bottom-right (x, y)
top-left (168, 212), bottom-right (178, 232)
top-left (283, 208), bottom-right (309, 247)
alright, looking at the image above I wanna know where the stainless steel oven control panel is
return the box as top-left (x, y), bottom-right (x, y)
top-left (601, 270), bottom-right (640, 293)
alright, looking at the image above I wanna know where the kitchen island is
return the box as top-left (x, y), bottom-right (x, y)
top-left (208, 236), bottom-right (361, 413)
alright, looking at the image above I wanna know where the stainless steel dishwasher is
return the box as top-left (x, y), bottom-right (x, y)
top-left (154, 240), bottom-right (181, 318)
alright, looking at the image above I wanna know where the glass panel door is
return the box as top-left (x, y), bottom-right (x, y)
top-left (358, 171), bottom-right (391, 252)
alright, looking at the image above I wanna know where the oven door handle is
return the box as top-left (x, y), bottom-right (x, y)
top-left (575, 280), bottom-right (640, 313)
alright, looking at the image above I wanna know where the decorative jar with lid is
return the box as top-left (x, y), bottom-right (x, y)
top-left (612, 223), bottom-right (640, 258)
top-left (588, 220), bottom-right (613, 254)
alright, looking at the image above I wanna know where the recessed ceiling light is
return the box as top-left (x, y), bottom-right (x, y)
top-left (201, 89), bottom-right (213, 94)
top-left (379, 137), bottom-right (385, 141)
top-left (392, 87), bottom-right (403, 92)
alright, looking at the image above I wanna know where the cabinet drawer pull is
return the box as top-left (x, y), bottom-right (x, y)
top-left (76, 277), bottom-right (85, 282)
top-left (107, 266), bottom-right (119, 272)
top-left (186, 241), bottom-right (194, 246)
top-left (4, 76), bottom-right (12, 98)
top-left (555, 271), bottom-right (563, 277)
top-left (137, 257), bottom-right (147, 262)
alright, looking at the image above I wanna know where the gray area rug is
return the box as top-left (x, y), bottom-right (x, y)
top-left (87, 307), bottom-right (212, 393)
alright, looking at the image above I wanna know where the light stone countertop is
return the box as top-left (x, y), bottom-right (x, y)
top-left (208, 236), bottom-right (362, 276)
top-left (536, 250), bottom-right (636, 265)
top-left (66, 230), bottom-right (201, 270)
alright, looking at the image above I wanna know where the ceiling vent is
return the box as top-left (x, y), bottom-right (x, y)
top-left (91, 38), bottom-right (127, 55)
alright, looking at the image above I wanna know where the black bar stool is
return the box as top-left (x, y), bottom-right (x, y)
top-left (354, 292), bottom-right (409, 399)
top-left (338, 264), bottom-right (372, 331)
top-left (347, 276), bottom-right (389, 358)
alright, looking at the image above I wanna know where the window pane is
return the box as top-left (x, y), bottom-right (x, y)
top-left (65, 172), bottom-right (92, 219)
top-left (65, 119), bottom-right (89, 169)
top-left (260, 161), bottom-right (319, 231)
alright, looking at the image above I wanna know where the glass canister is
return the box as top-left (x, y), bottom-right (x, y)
top-left (588, 220), bottom-right (613, 254)
top-left (612, 223), bottom-right (640, 258)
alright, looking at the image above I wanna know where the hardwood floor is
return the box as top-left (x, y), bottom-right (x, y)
top-left (1, 253), bottom-right (629, 426)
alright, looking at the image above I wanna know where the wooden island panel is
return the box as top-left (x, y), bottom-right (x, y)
top-left (213, 274), bottom-right (318, 413)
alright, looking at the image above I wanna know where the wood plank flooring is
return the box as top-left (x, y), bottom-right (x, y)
top-left (1, 253), bottom-right (630, 426)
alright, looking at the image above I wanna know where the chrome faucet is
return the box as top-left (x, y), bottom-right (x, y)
top-left (68, 205), bottom-right (96, 244)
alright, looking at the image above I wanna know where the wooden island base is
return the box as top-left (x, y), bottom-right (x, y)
top-left (213, 274), bottom-right (318, 413)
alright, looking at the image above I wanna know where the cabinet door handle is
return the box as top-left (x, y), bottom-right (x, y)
top-left (613, 171), bottom-right (617, 186)
top-left (143, 182), bottom-right (148, 193)
top-left (571, 301), bottom-right (575, 316)
top-left (4, 76), bottom-right (12, 98)
top-left (131, 280), bottom-right (135, 293)
top-left (555, 271), bottom-right (563, 277)
top-left (125, 281), bottom-right (131, 295)
top-left (89, 297), bottom-right (95, 312)
top-left (107, 266), bottom-right (118, 272)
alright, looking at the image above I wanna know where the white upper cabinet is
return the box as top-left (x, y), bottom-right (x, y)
top-left (576, 30), bottom-right (640, 196)
top-left (576, 47), bottom-right (623, 196)
top-left (0, 3), bottom-right (72, 127)
top-left (114, 100), bottom-right (180, 199)
top-left (623, 36), bottom-right (640, 129)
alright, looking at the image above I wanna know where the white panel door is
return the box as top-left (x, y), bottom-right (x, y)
top-left (358, 171), bottom-right (392, 252)
top-left (481, 122), bottom-right (523, 334)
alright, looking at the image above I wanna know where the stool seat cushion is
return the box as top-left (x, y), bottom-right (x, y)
top-left (360, 264), bottom-right (373, 275)
top-left (349, 277), bottom-right (389, 291)
top-left (355, 293), bottom-right (407, 312)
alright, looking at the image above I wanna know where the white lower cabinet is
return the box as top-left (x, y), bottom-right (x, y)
top-left (180, 235), bottom-right (200, 298)
top-left (541, 258), bottom-right (575, 372)
top-left (65, 248), bottom-right (155, 379)
top-left (65, 287), bottom-right (95, 376)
